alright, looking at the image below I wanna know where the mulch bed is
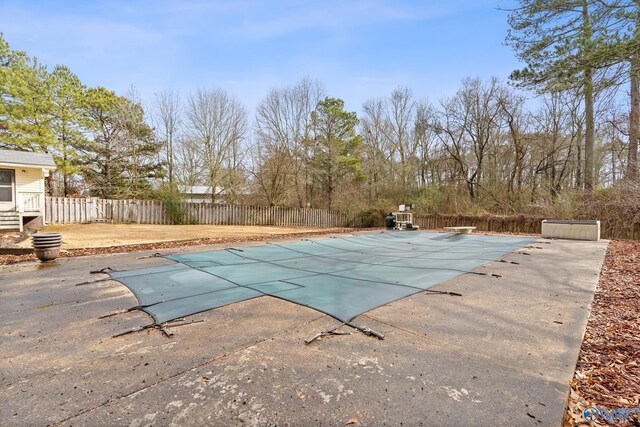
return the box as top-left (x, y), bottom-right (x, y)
top-left (564, 240), bottom-right (640, 426)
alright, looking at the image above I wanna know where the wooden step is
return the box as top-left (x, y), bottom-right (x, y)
top-left (0, 212), bottom-right (21, 231)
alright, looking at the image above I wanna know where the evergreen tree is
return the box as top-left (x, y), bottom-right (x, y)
top-left (312, 97), bottom-right (364, 209)
top-left (595, 0), bottom-right (640, 181)
top-left (80, 87), bottom-right (161, 198)
top-left (0, 33), bottom-right (54, 152)
top-left (49, 65), bottom-right (86, 195)
top-left (506, 0), bottom-right (610, 190)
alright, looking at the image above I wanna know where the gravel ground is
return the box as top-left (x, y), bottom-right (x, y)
top-left (564, 240), bottom-right (640, 426)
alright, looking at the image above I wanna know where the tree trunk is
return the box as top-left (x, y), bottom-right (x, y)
top-left (63, 141), bottom-right (69, 196)
top-left (583, 3), bottom-right (595, 191)
top-left (629, 55), bottom-right (640, 182)
top-left (168, 131), bottom-right (173, 186)
top-left (584, 76), bottom-right (595, 190)
top-left (576, 141), bottom-right (583, 189)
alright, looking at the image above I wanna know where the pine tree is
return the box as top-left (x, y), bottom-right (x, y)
top-left (49, 65), bottom-right (86, 195)
top-left (0, 33), bottom-right (54, 152)
top-left (506, 0), bottom-right (610, 190)
top-left (312, 97), bottom-right (364, 209)
top-left (80, 87), bottom-right (161, 198)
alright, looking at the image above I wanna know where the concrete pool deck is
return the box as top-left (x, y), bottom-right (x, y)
top-left (0, 232), bottom-right (607, 426)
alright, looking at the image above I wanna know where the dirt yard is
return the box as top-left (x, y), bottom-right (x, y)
top-left (17, 224), bottom-right (346, 249)
top-left (1, 224), bottom-right (358, 264)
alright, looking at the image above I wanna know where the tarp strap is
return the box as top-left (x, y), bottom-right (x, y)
top-left (90, 267), bottom-right (115, 274)
top-left (304, 322), bottom-right (351, 344)
top-left (346, 322), bottom-right (385, 340)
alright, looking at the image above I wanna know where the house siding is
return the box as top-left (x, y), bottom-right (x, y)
top-left (15, 168), bottom-right (43, 193)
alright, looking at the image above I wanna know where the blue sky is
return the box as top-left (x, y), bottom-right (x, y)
top-left (0, 0), bottom-right (520, 114)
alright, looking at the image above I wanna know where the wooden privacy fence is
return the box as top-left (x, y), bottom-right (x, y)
top-left (45, 198), bottom-right (640, 240)
top-left (411, 214), bottom-right (544, 235)
top-left (45, 197), bottom-right (363, 228)
top-left (411, 213), bottom-right (639, 240)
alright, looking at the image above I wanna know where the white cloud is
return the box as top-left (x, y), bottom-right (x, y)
top-left (220, 1), bottom-right (436, 40)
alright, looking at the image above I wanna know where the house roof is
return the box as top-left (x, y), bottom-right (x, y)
top-left (179, 185), bottom-right (215, 195)
top-left (0, 149), bottom-right (56, 169)
top-left (178, 185), bottom-right (249, 196)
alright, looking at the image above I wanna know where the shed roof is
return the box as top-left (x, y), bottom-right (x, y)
top-left (0, 149), bottom-right (56, 169)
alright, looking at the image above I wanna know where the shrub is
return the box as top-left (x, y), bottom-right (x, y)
top-left (155, 185), bottom-right (195, 225)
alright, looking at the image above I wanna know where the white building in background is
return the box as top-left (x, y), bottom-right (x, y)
top-left (178, 185), bottom-right (217, 203)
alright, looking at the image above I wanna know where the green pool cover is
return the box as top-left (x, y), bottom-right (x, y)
top-left (109, 232), bottom-right (535, 324)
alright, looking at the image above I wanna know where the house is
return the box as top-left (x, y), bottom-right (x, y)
top-left (178, 185), bottom-right (217, 203)
top-left (178, 185), bottom-right (250, 204)
top-left (0, 149), bottom-right (56, 231)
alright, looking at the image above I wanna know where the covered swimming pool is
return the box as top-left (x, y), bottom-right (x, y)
top-left (109, 231), bottom-right (535, 325)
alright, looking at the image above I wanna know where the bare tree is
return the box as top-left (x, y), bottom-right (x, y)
top-left (254, 78), bottom-right (325, 206)
top-left (362, 88), bottom-right (438, 200)
top-left (381, 87), bottom-right (416, 192)
top-left (173, 136), bottom-right (204, 187)
top-left (436, 77), bottom-right (507, 200)
top-left (361, 97), bottom-right (393, 202)
top-left (153, 89), bottom-right (181, 186)
top-left (497, 90), bottom-right (529, 196)
top-left (247, 140), bottom-right (292, 206)
top-left (413, 99), bottom-right (439, 188)
top-left (186, 88), bottom-right (247, 202)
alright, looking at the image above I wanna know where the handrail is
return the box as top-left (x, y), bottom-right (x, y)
top-left (17, 192), bottom-right (41, 212)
